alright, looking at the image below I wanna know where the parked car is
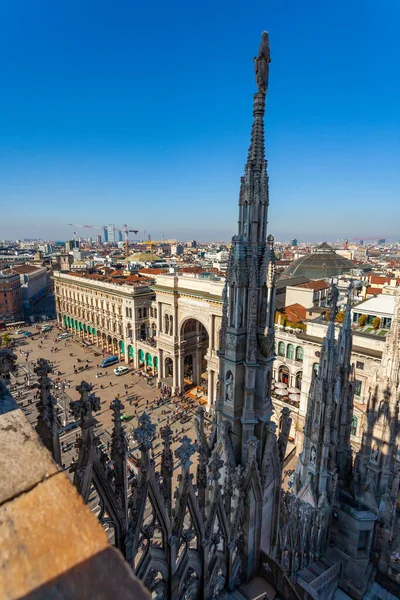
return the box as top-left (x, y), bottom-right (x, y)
top-left (15, 329), bottom-right (25, 334)
top-left (100, 355), bottom-right (119, 368)
top-left (23, 332), bottom-right (32, 337)
top-left (41, 325), bottom-right (52, 332)
top-left (114, 366), bottom-right (129, 376)
top-left (58, 333), bottom-right (72, 340)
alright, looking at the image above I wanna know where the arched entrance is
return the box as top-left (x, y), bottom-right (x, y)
top-left (138, 349), bottom-right (145, 369)
top-left (180, 319), bottom-right (209, 390)
top-left (145, 352), bottom-right (153, 373)
top-left (278, 365), bottom-right (289, 385)
top-left (184, 354), bottom-right (193, 382)
top-left (165, 357), bottom-right (173, 378)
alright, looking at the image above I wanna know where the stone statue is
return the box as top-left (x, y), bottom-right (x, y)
top-left (254, 31), bottom-right (271, 95)
top-left (329, 282), bottom-right (339, 321)
top-left (225, 371), bottom-right (234, 402)
top-left (310, 446), bottom-right (317, 465)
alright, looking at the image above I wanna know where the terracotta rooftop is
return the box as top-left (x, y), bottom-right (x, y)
top-left (281, 303), bottom-right (307, 323)
top-left (139, 268), bottom-right (167, 275)
top-left (367, 287), bottom-right (383, 295)
top-left (296, 280), bottom-right (330, 291)
top-left (12, 265), bottom-right (43, 274)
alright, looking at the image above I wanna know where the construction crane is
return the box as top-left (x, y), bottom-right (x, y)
top-left (123, 224), bottom-right (139, 258)
top-left (139, 235), bottom-right (165, 261)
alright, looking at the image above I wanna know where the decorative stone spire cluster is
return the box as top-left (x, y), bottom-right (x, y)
top-left (216, 31), bottom-right (278, 471)
top-left (34, 358), bottom-right (61, 465)
top-left (294, 282), bottom-right (355, 508)
top-left (353, 288), bottom-right (400, 533)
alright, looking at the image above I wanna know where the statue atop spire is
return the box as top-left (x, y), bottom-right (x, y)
top-left (254, 31), bottom-right (271, 95)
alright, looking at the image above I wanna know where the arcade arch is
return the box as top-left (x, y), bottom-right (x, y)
top-left (180, 318), bottom-right (209, 389)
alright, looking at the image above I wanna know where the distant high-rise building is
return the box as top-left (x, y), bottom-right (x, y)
top-left (291, 238), bottom-right (298, 247)
top-left (102, 227), bottom-right (108, 243)
top-left (107, 224), bottom-right (116, 244)
top-left (171, 243), bottom-right (184, 256)
top-left (187, 240), bottom-right (197, 248)
top-left (65, 240), bottom-right (79, 253)
top-left (378, 238), bottom-right (386, 245)
top-left (118, 230), bottom-right (123, 243)
top-left (95, 235), bottom-right (102, 246)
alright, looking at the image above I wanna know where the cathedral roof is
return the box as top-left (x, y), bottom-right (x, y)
top-left (282, 243), bottom-right (354, 280)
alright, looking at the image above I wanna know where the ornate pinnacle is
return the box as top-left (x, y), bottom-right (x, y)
top-left (70, 380), bottom-right (100, 425)
top-left (76, 380), bottom-right (93, 398)
top-left (133, 412), bottom-right (156, 451)
top-left (175, 435), bottom-right (196, 468)
top-left (208, 450), bottom-right (224, 481)
top-left (161, 424), bottom-right (173, 445)
top-left (34, 357), bottom-right (53, 379)
top-left (328, 282), bottom-right (339, 323)
top-left (110, 398), bottom-right (128, 459)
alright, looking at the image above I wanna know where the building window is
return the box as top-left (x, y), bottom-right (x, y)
top-left (278, 342), bottom-right (285, 357)
top-left (313, 362), bottom-right (319, 377)
top-left (354, 380), bottom-right (362, 397)
top-left (356, 361), bottom-right (364, 370)
top-left (350, 416), bottom-right (358, 436)
top-left (295, 346), bottom-right (304, 362)
top-left (286, 344), bottom-right (294, 360)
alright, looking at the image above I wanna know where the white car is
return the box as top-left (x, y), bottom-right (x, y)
top-left (114, 366), bottom-right (129, 376)
top-left (58, 332), bottom-right (72, 340)
top-left (15, 329), bottom-right (25, 334)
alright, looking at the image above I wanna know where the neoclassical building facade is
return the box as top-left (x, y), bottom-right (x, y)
top-left (53, 271), bottom-right (223, 407)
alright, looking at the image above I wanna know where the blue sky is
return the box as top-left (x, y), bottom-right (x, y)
top-left (1, 0), bottom-right (399, 242)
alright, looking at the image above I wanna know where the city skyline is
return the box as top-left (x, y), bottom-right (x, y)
top-left (1, 0), bottom-right (399, 241)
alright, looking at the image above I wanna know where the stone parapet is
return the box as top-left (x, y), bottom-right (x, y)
top-left (0, 381), bottom-right (149, 600)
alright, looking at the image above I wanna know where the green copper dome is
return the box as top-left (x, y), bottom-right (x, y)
top-left (282, 243), bottom-right (354, 280)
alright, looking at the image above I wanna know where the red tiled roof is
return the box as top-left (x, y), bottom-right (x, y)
top-left (366, 287), bottom-right (383, 295)
top-left (13, 265), bottom-right (42, 274)
top-left (139, 268), bottom-right (167, 275)
top-left (179, 266), bottom-right (203, 274)
top-left (282, 303), bottom-right (307, 323)
top-left (370, 276), bottom-right (391, 285)
top-left (297, 280), bottom-right (330, 291)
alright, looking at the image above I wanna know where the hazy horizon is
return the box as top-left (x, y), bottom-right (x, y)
top-left (1, 1), bottom-right (399, 242)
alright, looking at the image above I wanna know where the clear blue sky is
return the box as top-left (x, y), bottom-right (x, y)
top-left (1, 0), bottom-right (399, 242)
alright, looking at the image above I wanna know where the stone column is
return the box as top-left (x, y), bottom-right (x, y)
top-left (158, 349), bottom-right (163, 381)
top-left (207, 369), bottom-right (215, 410)
top-left (158, 302), bottom-right (162, 332)
top-left (193, 344), bottom-right (202, 386)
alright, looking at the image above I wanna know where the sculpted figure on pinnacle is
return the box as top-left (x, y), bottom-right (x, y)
top-left (254, 31), bottom-right (271, 95)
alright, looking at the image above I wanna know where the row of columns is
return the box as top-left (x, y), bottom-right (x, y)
top-left (59, 311), bottom-right (218, 409)
top-left (58, 313), bottom-right (158, 374)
